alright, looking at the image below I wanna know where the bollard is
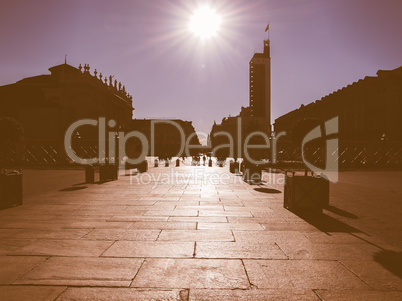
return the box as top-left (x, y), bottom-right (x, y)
top-left (154, 159), bottom-right (158, 167)
top-left (138, 160), bottom-right (148, 173)
top-left (85, 165), bottom-right (95, 183)
top-left (0, 170), bottom-right (23, 210)
top-left (208, 159), bottom-right (212, 167)
top-left (176, 158), bottom-right (180, 167)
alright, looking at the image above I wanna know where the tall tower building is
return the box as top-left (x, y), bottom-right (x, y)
top-left (249, 35), bottom-right (271, 131)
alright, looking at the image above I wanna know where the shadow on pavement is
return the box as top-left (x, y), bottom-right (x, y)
top-left (374, 250), bottom-right (402, 279)
top-left (59, 186), bottom-right (87, 192)
top-left (325, 205), bottom-right (359, 219)
top-left (254, 187), bottom-right (282, 194)
top-left (295, 212), bottom-right (363, 233)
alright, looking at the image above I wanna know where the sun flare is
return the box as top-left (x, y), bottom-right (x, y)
top-left (189, 6), bottom-right (222, 39)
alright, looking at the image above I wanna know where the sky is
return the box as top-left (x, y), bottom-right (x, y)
top-left (0, 0), bottom-right (401, 138)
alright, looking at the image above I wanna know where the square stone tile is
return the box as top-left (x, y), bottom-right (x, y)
top-left (131, 258), bottom-right (249, 289)
top-left (14, 257), bottom-right (143, 287)
top-left (158, 230), bottom-right (234, 241)
top-left (0, 256), bottom-right (47, 284)
top-left (244, 260), bottom-right (369, 289)
top-left (102, 241), bottom-right (194, 258)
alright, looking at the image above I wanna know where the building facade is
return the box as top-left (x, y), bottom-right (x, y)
top-left (130, 119), bottom-right (201, 158)
top-left (273, 66), bottom-right (402, 168)
top-left (274, 67), bottom-right (402, 143)
top-left (0, 63), bottom-right (134, 164)
top-left (250, 38), bottom-right (271, 129)
top-left (209, 32), bottom-right (272, 160)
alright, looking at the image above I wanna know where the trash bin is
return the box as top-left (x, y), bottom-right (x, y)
top-left (176, 159), bottom-right (180, 167)
top-left (208, 159), bottom-right (212, 167)
top-left (243, 164), bottom-right (262, 182)
top-left (154, 159), bottom-right (158, 167)
top-left (165, 160), bottom-right (169, 167)
top-left (0, 170), bottom-right (22, 210)
top-left (85, 165), bottom-right (95, 183)
top-left (284, 170), bottom-right (329, 214)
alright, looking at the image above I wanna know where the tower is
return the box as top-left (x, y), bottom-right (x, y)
top-left (249, 34), bottom-right (271, 131)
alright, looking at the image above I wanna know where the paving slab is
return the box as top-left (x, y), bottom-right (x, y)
top-left (315, 290), bottom-right (402, 300)
top-left (197, 222), bottom-right (264, 230)
top-left (340, 260), bottom-right (402, 290)
top-left (143, 210), bottom-right (198, 216)
top-left (83, 229), bottom-right (160, 241)
top-left (198, 210), bottom-right (253, 217)
top-left (56, 287), bottom-right (188, 301)
top-left (15, 239), bottom-right (114, 257)
top-left (11, 229), bottom-right (90, 240)
top-left (189, 289), bottom-right (320, 300)
top-left (0, 239), bottom-right (38, 255)
top-left (102, 241), bottom-right (195, 258)
top-left (168, 216), bottom-right (228, 223)
top-left (243, 259), bottom-right (370, 289)
top-left (158, 230), bottom-right (234, 241)
top-left (0, 286), bottom-right (67, 301)
top-left (131, 258), bottom-right (249, 289)
top-left (0, 256), bottom-right (48, 284)
top-left (130, 221), bottom-right (197, 230)
top-left (14, 257), bottom-right (143, 287)
top-left (196, 241), bottom-right (287, 259)
top-left (1, 167), bottom-right (400, 299)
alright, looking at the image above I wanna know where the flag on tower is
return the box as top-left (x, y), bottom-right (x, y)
top-left (265, 23), bottom-right (269, 32)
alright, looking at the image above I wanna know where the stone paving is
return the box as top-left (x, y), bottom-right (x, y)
top-left (0, 162), bottom-right (401, 300)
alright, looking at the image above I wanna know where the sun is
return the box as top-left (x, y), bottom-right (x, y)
top-left (189, 6), bottom-right (222, 39)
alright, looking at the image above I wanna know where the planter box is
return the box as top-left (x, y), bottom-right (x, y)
top-left (0, 171), bottom-right (23, 210)
top-left (284, 171), bottom-right (329, 214)
top-left (138, 160), bottom-right (148, 173)
top-left (99, 165), bottom-right (118, 182)
top-left (230, 161), bottom-right (240, 173)
top-left (243, 165), bottom-right (262, 182)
